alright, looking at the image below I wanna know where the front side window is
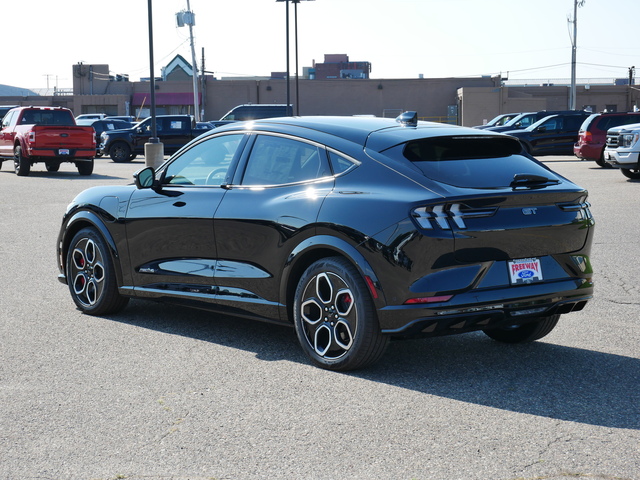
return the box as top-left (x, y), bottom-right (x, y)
top-left (241, 135), bottom-right (330, 185)
top-left (163, 134), bottom-right (243, 186)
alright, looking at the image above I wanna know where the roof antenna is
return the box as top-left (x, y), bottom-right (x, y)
top-left (396, 111), bottom-right (418, 127)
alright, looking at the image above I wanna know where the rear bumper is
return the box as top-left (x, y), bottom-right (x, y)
top-left (573, 143), bottom-right (602, 161)
top-left (379, 278), bottom-right (592, 336)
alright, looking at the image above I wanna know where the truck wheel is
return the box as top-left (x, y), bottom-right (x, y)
top-left (109, 142), bottom-right (132, 163)
top-left (45, 161), bottom-right (60, 172)
top-left (14, 145), bottom-right (30, 176)
top-left (621, 168), bottom-right (640, 179)
top-left (483, 314), bottom-right (560, 343)
top-left (77, 159), bottom-right (94, 176)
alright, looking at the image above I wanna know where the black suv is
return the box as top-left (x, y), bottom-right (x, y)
top-left (486, 110), bottom-right (585, 133)
top-left (504, 112), bottom-right (591, 156)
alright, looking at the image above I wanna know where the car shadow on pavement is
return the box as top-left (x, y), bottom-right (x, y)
top-left (110, 299), bottom-right (638, 431)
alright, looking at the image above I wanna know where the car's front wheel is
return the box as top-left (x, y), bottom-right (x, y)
top-left (66, 227), bottom-right (129, 315)
top-left (621, 168), bottom-right (640, 180)
top-left (483, 314), bottom-right (560, 343)
top-left (293, 257), bottom-right (389, 371)
top-left (109, 142), bottom-right (132, 163)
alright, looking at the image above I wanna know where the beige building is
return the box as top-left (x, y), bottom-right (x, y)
top-left (2, 60), bottom-right (638, 126)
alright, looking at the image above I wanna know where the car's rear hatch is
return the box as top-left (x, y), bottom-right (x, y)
top-left (386, 134), bottom-right (593, 262)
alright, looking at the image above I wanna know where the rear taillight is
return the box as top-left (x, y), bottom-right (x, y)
top-left (583, 131), bottom-right (593, 143)
top-left (412, 203), bottom-right (497, 230)
top-left (28, 131), bottom-right (35, 144)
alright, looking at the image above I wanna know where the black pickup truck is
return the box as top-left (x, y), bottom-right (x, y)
top-left (100, 115), bottom-right (204, 162)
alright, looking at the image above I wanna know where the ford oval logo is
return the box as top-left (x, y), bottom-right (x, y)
top-left (60, 133), bottom-right (69, 138)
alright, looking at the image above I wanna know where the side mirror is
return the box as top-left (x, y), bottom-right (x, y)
top-left (134, 166), bottom-right (155, 189)
top-left (536, 126), bottom-right (547, 133)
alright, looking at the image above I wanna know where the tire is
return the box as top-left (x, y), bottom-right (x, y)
top-left (595, 154), bottom-right (612, 168)
top-left (129, 153), bottom-right (138, 161)
top-left (293, 257), bottom-right (389, 371)
top-left (14, 145), bottom-right (30, 176)
top-left (621, 168), bottom-right (640, 180)
top-left (109, 142), bottom-right (132, 163)
top-left (66, 227), bottom-right (129, 316)
top-left (77, 159), bottom-right (94, 176)
top-left (483, 314), bottom-right (560, 343)
top-left (45, 161), bottom-right (60, 172)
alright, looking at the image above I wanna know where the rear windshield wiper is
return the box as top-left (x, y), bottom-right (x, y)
top-left (510, 173), bottom-right (560, 189)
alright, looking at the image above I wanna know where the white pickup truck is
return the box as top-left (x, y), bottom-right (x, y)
top-left (603, 123), bottom-right (640, 179)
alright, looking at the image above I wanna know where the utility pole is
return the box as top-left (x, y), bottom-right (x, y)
top-left (177, 2), bottom-right (200, 122)
top-left (569, 0), bottom-right (586, 110)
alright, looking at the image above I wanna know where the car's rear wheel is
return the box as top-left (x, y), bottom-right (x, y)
top-left (483, 314), bottom-right (560, 343)
top-left (293, 257), bottom-right (389, 371)
top-left (14, 145), bottom-right (30, 176)
top-left (621, 168), bottom-right (640, 179)
top-left (109, 142), bottom-right (132, 163)
top-left (66, 227), bottom-right (129, 315)
top-left (76, 159), bottom-right (94, 176)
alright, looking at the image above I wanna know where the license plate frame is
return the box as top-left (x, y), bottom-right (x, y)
top-left (508, 257), bottom-right (543, 285)
top-left (58, 148), bottom-right (70, 156)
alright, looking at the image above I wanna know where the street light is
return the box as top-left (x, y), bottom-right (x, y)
top-left (276, 0), bottom-right (315, 115)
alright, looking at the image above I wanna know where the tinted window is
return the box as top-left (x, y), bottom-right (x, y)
top-left (398, 136), bottom-right (553, 188)
top-left (20, 109), bottom-right (74, 126)
top-left (241, 135), bottom-right (330, 185)
top-left (163, 134), bottom-right (243, 186)
top-left (329, 151), bottom-right (358, 175)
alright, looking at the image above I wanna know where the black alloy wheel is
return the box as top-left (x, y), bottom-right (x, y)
top-left (621, 168), bottom-right (640, 179)
top-left (14, 145), bottom-right (30, 176)
top-left (109, 142), bottom-right (132, 163)
top-left (293, 257), bottom-right (389, 371)
top-left (483, 314), bottom-right (560, 343)
top-left (66, 227), bottom-right (129, 315)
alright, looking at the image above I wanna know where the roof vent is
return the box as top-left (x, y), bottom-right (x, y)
top-left (396, 111), bottom-right (418, 127)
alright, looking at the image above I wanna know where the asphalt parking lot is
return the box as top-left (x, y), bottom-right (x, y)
top-left (0, 155), bottom-right (638, 480)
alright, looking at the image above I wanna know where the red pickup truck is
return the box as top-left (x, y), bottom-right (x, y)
top-left (0, 106), bottom-right (96, 176)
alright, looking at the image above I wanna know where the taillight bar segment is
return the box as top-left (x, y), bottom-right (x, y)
top-left (412, 203), bottom-right (497, 230)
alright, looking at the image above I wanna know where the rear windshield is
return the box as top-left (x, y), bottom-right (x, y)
top-left (396, 136), bottom-right (556, 188)
top-left (19, 109), bottom-right (75, 126)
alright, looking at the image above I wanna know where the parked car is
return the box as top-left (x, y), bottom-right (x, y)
top-left (0, 106), bottom-right (96, 176)
top-left (209, 104), bottom-right (294, 128)
top-left (504, 112), bottom-right (591, 155)
top-left (473, 113), bottom-right (520, 130)
top-left (603, 123), bottom-right (640, 179)
top-left (57, 113), bottom-right (594, 371)
top-left (486, 111), bottom-right (587, 133)
top-left (106, 115), bottom-right (138, 123)
top-left (99, 115), bottom-right (202, 162)
top-left (0, 105), bottom-right (19, 121)
top-left (76, 118), bottom-right (133, 156)
top-left (573, 112), bottom-right (640, 167)
top-left (75, 113), bottom-right (107, 121)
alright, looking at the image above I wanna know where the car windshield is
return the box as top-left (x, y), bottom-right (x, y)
top-left (397, 136), bottom-right (555, 188)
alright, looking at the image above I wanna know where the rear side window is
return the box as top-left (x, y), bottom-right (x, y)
top-left (397, 136), bottom-right (554, 188)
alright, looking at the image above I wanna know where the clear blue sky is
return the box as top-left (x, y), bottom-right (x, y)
top-left (3, 0), bottom-right (639, 90)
